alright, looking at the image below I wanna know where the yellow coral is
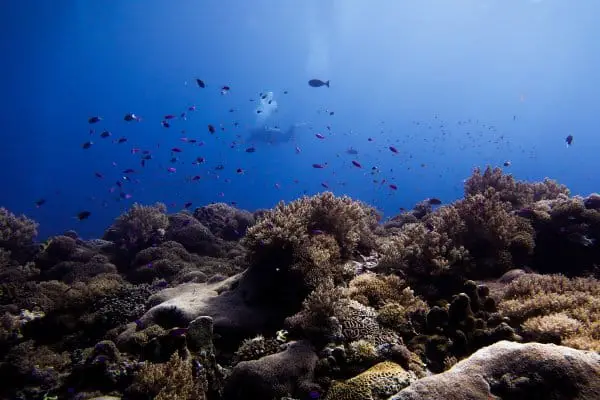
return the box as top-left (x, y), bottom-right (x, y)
top-left (499, 274), bottom-right (600, 351)
top-left (324, 361), bottom-right (415, 400)
top-left (130, 353), bottom-right (206, 400)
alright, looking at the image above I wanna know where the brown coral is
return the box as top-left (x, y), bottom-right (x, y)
top-left (129, 352), bottom-right (207, 400)
top-left (243, 192), bottom-right (378, 285)
top-left (103, 202), bottom-right (169, 253)
top-left (464, 166), bottom-right (569, 209)
top-left (324, 361), bottom-right (416, 400)
top-left (498, 273), bottom-right (600, 351)
top-left (0, 207), bottom-right (38, 258)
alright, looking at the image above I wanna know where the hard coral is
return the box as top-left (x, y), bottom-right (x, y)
top-left (103, 202), bottom-right (169, 253)
top-left (223, 340), bottom-right (319, 400)
top-left (128, 352), bottom-right (207, 400)
top-left (243, 192), bottom-right (378, 285)
top-left (194, 202), bottom-right (255, 241)
top-left (524, 195), bottom-right (600, 276)
top-left (165, 212), bottom-right (222, 256)
top-left (324, 361), bottom-right (416, 400)
top-left (464, 166), bottom-right (569, 209)
top-left (0, 207), bottom-right (38, 257)
top-left (499, 273), bottom-right (600, 351)
top-left (348, 273), bottom-right (410, 308)
top-left (379, 188), bottom-right (534, 299)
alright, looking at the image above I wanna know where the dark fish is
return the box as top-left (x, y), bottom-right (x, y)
top-left (315, 133), bottom-right (325, 139)
top-left (389, 146), bottom-right (399, 154)
top-left (308, 79), bottom-right (330, 88)
top-left (565, 134), bottom-right (573, 147)
top-left (115, 137), bottom-right (127, 144)
top-left (94, 172), bottom-right (103, 178)
top-left (389, 184), bottom-right (398, 190)
top-left (184, 202), bottom-right (193, 208)
top-left (100, 130), bottom-right (111, 138)
top-left (221, 85), bottom-right (230, 95)
top-left (196, 79), bottom-right (205, 88)
top-left (428, 198), bottom-right (442, 205)
top-left (161, 121), bottom-right (170, 128)
top-left (171, 147), bottom-right (183, 153)
top-left (169, 327), bottom-right (188, 336)
top-left (76, 211), bottom-right (91, 220)
top-left (245, 146), bottom-right (256, 153)
top-left (346, 147), bottom-right (358, 155)
top-left (82, 141), bottom-right (93, 149)
top-left (34, 198), bottom-right (46, 208)
top-left (352, 160), bottom-right (362, 168)
top-left (124, 113), bottom-right (140, 122)
top-left (503, 161), bottom-right (511, 167)
top-left (123, 169), bottom-right (135, 174)
top-left (88, 116), bottom-right (102, 124)
top-left (164, 114), bottom-right (176, 120)
top-left (208, 124), bottom-right (216, 134)
top-left (312, 163), bottom-right (327, 169)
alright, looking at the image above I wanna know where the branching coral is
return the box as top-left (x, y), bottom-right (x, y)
top-left (498, 273), bottom-right (600, 351)
top-left (0, 207), bottom-right (38, 256)
top-left (348, 274), bottom-right (412, 308)
top-left (194, 202), bottom-right (255, 241)
top-left (243, 192), bottom-right (379, 285)
top-left (379, 188), bottom-right (534, 298)
top-left (129, 352), bottom-right (207, 400)
top-left (522, 195), bottom-right (600, 276)
top-left (464, 166), bottom-right (569, 209)
top-left (103, 202), bottom-right (169, 253)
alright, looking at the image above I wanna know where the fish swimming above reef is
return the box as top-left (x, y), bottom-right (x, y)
top-left (246, 124), bottom-right (304, 145)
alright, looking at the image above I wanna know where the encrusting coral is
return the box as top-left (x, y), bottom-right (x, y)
top-left (324, 361), bottom-right (416, 400)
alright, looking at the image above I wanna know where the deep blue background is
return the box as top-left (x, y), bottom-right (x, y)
top-left (1, 0), bottom-right (599, 239)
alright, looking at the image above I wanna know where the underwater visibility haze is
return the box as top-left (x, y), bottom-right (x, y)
top-left (2, 2), bottom-right (600, 400)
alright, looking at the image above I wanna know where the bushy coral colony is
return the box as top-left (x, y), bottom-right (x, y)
top-left (1, 166), bottom-right (599, 400)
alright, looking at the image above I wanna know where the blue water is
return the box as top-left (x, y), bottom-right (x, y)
top-left (1, 0), bottom-right (599, 240)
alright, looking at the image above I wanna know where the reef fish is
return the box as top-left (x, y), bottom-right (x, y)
top-left (308, 79), bottom-right (330, 88)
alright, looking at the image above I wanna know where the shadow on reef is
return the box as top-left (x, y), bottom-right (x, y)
top-left (0, 168), bottom-right (599, 400)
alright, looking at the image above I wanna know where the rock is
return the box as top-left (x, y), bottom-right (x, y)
top-left (223, 340), bottom-right (319, 400)
top-left (390, 341), bottom-right (600, 400)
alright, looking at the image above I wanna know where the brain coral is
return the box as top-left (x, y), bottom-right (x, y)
top-left (324, 361), bottom-right (416, 400)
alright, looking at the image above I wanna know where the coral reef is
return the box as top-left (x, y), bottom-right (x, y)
top-left (464, 166), bottom-right (570, 208)
top-left (128, 352), bottom-right (207, 400)
top-left (243, 192), bottom-right (378, 286)
top-left (193, 202), bottom-right (255, 241)
top-left (324, 361), bottom-right (416, 400)
top-left (223, 340), bottom-right (319, 400)
top-left (103, 202), bottom-right (169, 254)
top-left (1, 170), bottom-right (600, 400)
top-left (389, 341), bottom-right (600, 400)
top-left (0, 207), bottom-right (38, 261)
top-left (498, 273), bottom-right (600, 351)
